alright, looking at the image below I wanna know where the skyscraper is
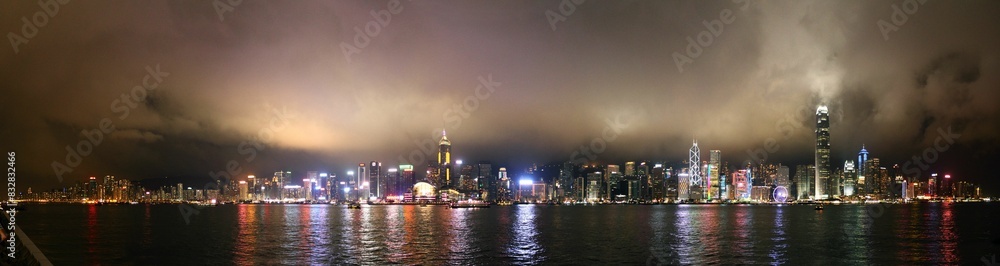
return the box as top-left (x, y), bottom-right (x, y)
top-left (386, 168), bottom-right (399, 197)
top-left (368, 161), bottom-right (383, 198)
top-left (815, 105), bottom-right (831, 199)
top-left (709, 150), bottom-right (721, 200)
top-left (476, 161), bottom-right (492, 198)
top-left (357, 163), bottom-right (368, 200)
top-left (624, 162), bottom-right (636, 176)
top-left (843, 160), bottom-right (857, 196)
top-left (438, 130), bottom-right (452, 189)
top-left (857, 145), bottom-right (869, 195)
top-left (400, 164), bottom-right (415, 196)
top-left (606, 164), bottom-right (620, 200)
top-left (795, 165), bottom-right (815, 200)
top-left (498, 167), bottom-right (510, 201)
top-left (689, 140), bottom-right (702, 200)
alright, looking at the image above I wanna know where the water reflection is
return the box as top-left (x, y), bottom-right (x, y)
top-left (731, 205), bottom-right (753, 263)
top-left (939, 202), bottom-right (958, 264)
top-left (769, 206), bottom-right (787, 264)
top-left (86, 204), bottom-right (98, 264)
top-left (448, 208), bottom-right (474, 262)
top-left (234, 204), bottom-right (258, 265)
top-left (142, 204), bottom-right (152, 247)
top-left (509, 205), bottom-right (542, 264)
top-left (672, 205), bottom-right (695, 264)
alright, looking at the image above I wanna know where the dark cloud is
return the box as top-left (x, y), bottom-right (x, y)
top-left (1, 0), bottom-right (999, 194)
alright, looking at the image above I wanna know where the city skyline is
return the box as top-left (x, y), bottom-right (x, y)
top-left (34, 120), bottom-right (987, 204)
top-left (1, 1), bottom-right (999, 195)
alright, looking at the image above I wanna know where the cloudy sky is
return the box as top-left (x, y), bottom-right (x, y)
top-left (2, 0), bottom-right (999, 193)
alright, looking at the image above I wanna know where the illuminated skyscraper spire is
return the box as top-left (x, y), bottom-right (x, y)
top-left (438, 129), bottom-right (452, 188)
top-left (689, 140), bottom-right (702, 194)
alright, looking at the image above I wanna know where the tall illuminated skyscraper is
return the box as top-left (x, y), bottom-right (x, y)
top-left (369, 161), bottom-right (382, 198)
top-left (357, 163), bottom-right (368, 200)
top-left (857, 145), bottom-right (869, 195)
top-left (815, 105), bottom-right (831, 199)
top-left (438, 130), bottom-right (452, 189)
top-left (843, 160), bottom-right (856, 196)
top-left (688, 140), bottom-right (702, 200)
top-left (709, 150), bottom-right (721, 200)
top-left (399, 164), bottom-right (415, 195)
top-left (795, 165), bottom-right (814, 200)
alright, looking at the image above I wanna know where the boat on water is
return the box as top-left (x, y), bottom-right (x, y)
top-left (815, 205), bottom-right (824, 210)
top-left (347, 202), bottom-right (362, 209)
top-left (450, 200), bottom-right (491, 209)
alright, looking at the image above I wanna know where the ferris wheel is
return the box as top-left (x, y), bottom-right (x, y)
top-left (773, 186), bottom-right (789, 202)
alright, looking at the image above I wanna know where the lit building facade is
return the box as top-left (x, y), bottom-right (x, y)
top-left (815, 105), bottom-right (831, 199)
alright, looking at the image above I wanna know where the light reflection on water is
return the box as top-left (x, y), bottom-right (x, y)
top-left (508, 204), bottom-right (543, 264)
top-left (20, 203), bottom-right (1000, 265)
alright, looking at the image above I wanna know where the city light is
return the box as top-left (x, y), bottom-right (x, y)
top-left (519, 179), bottom-right (533, 186)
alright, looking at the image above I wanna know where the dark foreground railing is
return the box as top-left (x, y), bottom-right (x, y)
top-left (1, 206), bottom-right (52, 266)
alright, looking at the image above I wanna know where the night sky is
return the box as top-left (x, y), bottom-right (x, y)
top-left (2, 0), bottom-right (999, 194)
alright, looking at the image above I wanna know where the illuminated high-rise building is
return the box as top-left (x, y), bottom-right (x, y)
top-left (438, 130), bottom-right (452, 188)
top-left (305, 171), bottom-right (319, 200)
top-left (357, 163), bottom-right (369, 200)
top-left (458, 162), bottom-right (475, 191)
top-left (941, 174), bottom-right (952, 198)
top-left (386, 168), bottom-right (399, 197)
top-left (709, 150), bottom-right (721, 200)
top-left (928, 173), bottom-right (938, 197)
top-left (302, 178), bottom-right (313, 200)
top-left (586, 172), bottom-right (602, 202)
top-left (272, 171), bottom-right (291, 199)
top-left (677, 172), bottom-right (690, 201)
top-left (795, 165), bottom-right (814, 200)
top-left (498, 167), bottom-right (510, 201)
top-left (857, 145), bottom-right (869, 195)
top-left (399, 165), bottom-right (415, 195)
top-left (843, 160), bottom-right (856, 196)
top-left (176, 182), bottom-right (183, 200)
top-left (865, 158), bottom-right (881, 196)
top-left (238, 181), bottom-right (248, 201)
top-left (369, 161), bottom-right (382, 198)
top-left (651, 164), bottom-right (666, 201)
top-left (476, 161), bottom-right (493, 199)
top-left (624, 162), bottom-right (636, 176)
top-left (606, 165), bottom-right (620, 200)
top-left (733, 169), bottom-right (749, 200)
top-left (815, 105), bottom-right (831, 199)
top-left (775, 165), bottom-right (790, 188)
top-left (689, 140), bottom-right (702, 200)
